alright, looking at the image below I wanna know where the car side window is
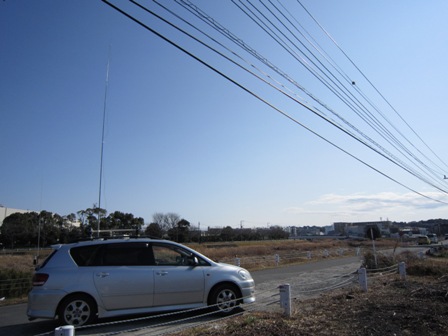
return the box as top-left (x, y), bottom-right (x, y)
top-left (152, 244), bottom-right (185, 266)
top-left (70, 245), bottom-right (102, 266)
top-left (101, 243), bottom-right (155, 266)
top-left (70, 242), bottom-right (210, 267)
top-left (152, 243), bottom-right (210, 266)
top-left (71, 243), bottom-right (155, 266)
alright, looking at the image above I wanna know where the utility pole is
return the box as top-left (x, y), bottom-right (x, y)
top-left (97, 48), bottom-right (111, 237)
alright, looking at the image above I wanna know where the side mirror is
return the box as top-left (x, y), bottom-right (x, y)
top-left (187, 256), bottom-right (199, 266)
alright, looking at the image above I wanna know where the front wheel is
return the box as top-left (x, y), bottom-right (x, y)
top-left (58, 294), bottom-right (97, 326)
top-left (209, 284), bottom-right (240, 315)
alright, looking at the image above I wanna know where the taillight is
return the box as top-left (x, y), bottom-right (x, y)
top-left (32, 273), bottom-right (49, 286)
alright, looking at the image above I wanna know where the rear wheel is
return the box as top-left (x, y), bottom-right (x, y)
top-left (58, 294), bottom-right (97, 326)
top-left (209, 284), bottom-right (240, 314)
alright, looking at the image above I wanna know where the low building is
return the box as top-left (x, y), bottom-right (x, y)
top-left (0, 205), bottom-right (33, 226)
top-left (333, 220), bottom-right (392, 238)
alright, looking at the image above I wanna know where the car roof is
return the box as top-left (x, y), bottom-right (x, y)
top-left (54, 238), bottom-right (182, 249)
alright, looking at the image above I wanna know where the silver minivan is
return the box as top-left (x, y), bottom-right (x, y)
top-left (27, 238), bottom-right (255, 326)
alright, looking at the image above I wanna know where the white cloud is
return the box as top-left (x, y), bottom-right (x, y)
top-left (283, 191), bottom-right (448, 225)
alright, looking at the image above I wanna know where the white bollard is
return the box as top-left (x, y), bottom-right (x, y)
top-left (399, 261), bottom-right (406, 280)
top-left (307, 251), bottom-right (312, 259)
top-left (279, 284), bottom-right (292, 317)
top-left (54, 325), bottom-right (74, 336)
top-left (235, 257), bottom-right (241, 267)
top-left (358, 267), bottom-right (368, 292)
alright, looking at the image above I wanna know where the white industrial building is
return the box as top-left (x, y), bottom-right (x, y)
top-left (0, 205), bottom-right (34, 226)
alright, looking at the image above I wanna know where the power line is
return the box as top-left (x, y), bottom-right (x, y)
top-left (176, 0), bottom-right (448, 193)
top-left (296, 0), bottom-right (448, 176)
top-left (101, 0), bottom-right (448, 204)
top-left (232, 0), bottom-right (447, 190)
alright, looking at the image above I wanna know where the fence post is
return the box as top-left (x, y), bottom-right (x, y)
top-left (398, 262), bottom-right (406, 280)
top-left (358, 267), bottom-right (368, 292)
top-left (235, 258), bottom-right (241, 267)
top-left (274, 254), bottom-right (280, 267)
top-left (279, 284), bottom-right (292, 317)
top-left (54, 325), bottom-right (74, 336)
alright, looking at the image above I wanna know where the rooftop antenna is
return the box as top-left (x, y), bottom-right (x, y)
top-left (98, 47), bottom-right (111, 237)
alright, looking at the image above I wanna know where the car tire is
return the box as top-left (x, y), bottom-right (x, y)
top-left (209, 284), bottom-right (240, 315)
top-left (58, 294), bottom-right (97, 326)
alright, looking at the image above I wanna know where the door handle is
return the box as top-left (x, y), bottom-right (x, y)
top-left (95, 272), bottom-right (110, 278)
top-left (156, 271), bottom-right (168, 276)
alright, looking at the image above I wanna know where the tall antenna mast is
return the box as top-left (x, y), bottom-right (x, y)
top-left (98, 48), bottom-right (110, 237)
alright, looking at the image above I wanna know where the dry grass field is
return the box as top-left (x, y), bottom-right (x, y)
top-left (189, 238), bottom-right (397, 266)
top-left (0, 238), bottom-right (391, 305)
top-left (0, 238), bottom-right (396, 272)
top-left (1, 239), bottom-right (447, 334)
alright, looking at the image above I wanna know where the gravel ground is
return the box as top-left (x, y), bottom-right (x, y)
top-left (171, 254), bottom-right (448, 336)
top-left (172, 274), bottom-right (448, 336)
top-left (252, 259), bottom-right (362, 314)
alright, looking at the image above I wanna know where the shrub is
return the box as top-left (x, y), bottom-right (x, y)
top-left (362, 251), bottom-right (395, 269)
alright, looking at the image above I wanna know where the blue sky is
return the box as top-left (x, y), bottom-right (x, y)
top-left (2, 1), bottom-right (448, 229)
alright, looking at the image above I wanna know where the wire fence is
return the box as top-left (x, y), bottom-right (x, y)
top-left (0, 247), bottom-right (363, 302)
top-left (2, 246), bottom-right (410, 336)
top-left (33, 264), bottom-right (370, 336)
top-left (219, 246), bottom-right (361, 269)
top-left (0, 276), bottom-right (32, 298)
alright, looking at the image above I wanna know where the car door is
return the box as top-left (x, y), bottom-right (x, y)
top-left (92, 242), bottom-right (155, 310)
top-left (152, 243), bottom-right (205, 307)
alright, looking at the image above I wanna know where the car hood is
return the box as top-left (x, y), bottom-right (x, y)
top-left (215, 262), bottom-right (253, 277)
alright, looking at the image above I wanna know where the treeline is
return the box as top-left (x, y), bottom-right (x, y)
top-left (146, 215), bottom-right (290, 243)
top-left (0, 208), bottom-right (290, 248)
top-left (0, 207), bottom-right (143, 248)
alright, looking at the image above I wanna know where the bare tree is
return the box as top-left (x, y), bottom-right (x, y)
top-left (165, 212), bottom-right (180, 230)
top-left (151, 212), bottom-right (181, 238)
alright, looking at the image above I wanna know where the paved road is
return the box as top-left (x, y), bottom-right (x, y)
top-left (252, 255), bottom-right (361, 283)
top-left (0, 303), bottom-right (56, 336)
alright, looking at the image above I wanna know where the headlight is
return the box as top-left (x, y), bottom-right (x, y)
top-left (238, 270), bottom-right (249, 280)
